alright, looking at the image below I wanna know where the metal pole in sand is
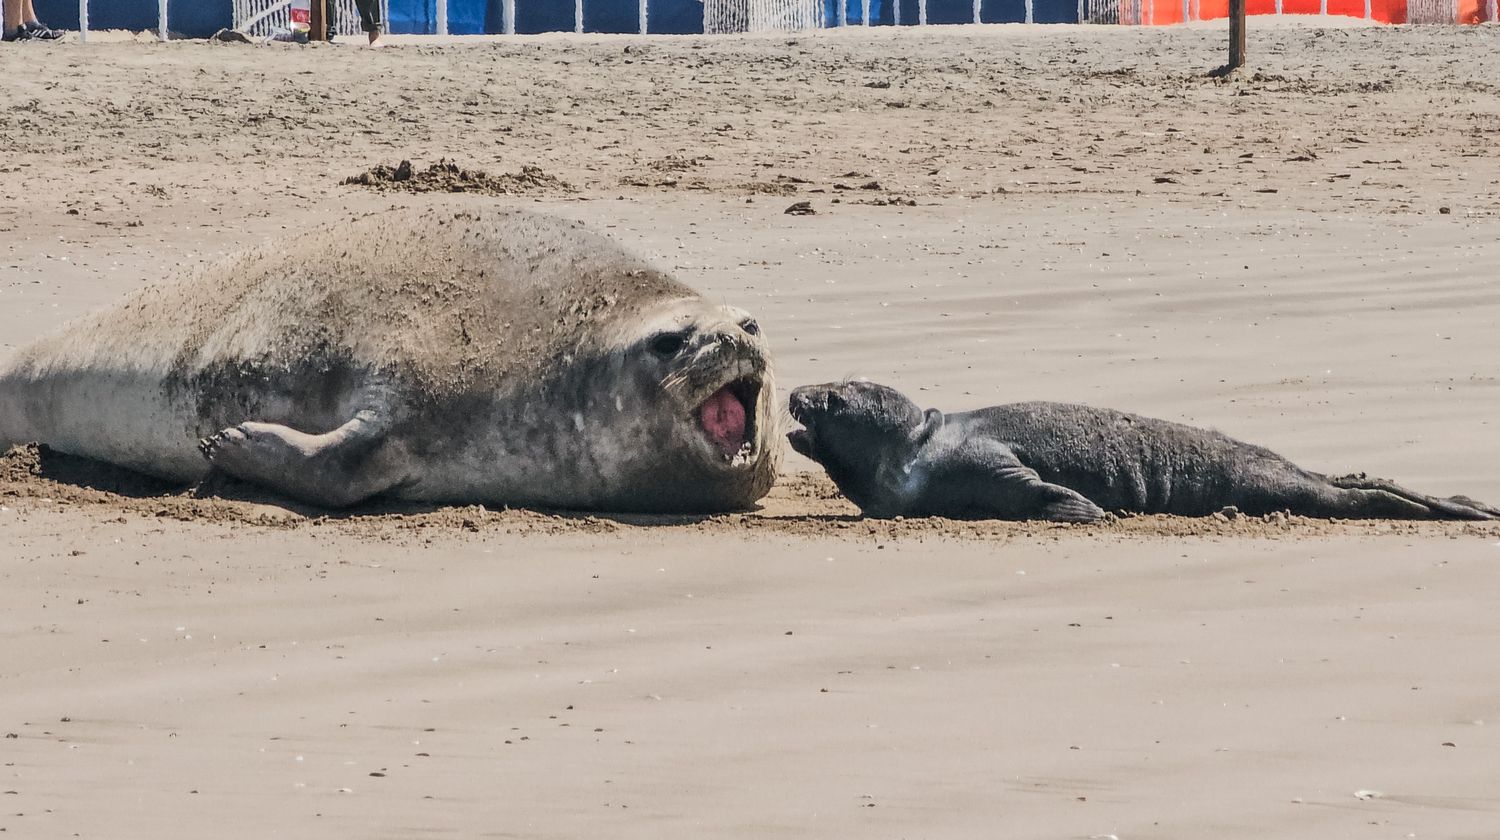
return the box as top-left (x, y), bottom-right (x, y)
top-left (575, 0), bottom-right (583, 32)
top-left (919, 0), bottom-right (928, 25)
top-left (639, 0), bottom-right (647, 34)
top-left (1228, 0), bottom-right (1245, 71)
top-left (158, 0), bottom-right (168, 40)
top-left (436, 0), bottom-right (448, 35)
top-left (503, 0), bottom-right (515, 34)
top-left (78, 0), bottom-right (88, 42)
top-left (862, 0), bottom-right (871, 24)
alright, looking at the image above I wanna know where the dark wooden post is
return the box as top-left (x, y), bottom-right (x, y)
top-left (310, 0), bottom-right (327, 41)
top-left (1227, 0), bottom-right (1246, 71)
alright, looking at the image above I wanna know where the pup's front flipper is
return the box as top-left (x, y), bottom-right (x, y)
top-left (928, 440), bottom-right (1104, 523)
top-left (982, 463), bottom-right (1106, 523)
top-left (925, 440), bottom-right (1105, 523)
top-left (198, 407), bottom-right (405, 508)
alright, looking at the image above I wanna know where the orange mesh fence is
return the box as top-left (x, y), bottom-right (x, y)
top-left (1140, 0), bottom-right (1489, 23)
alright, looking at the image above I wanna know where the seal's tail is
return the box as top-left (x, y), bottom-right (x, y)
top-left (1328, 473), bottom-right (1499, 521)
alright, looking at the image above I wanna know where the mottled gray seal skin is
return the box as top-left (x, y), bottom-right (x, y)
top-left (0, 205), bottom-right (780, 511)
top-left (787, 381), bottom-right (1499, 522)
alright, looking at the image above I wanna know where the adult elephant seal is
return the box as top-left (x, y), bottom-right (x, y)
top-left (787, 380), bottom-right (1498, 522)
top-left (0, 206), bottom-right (780, 512)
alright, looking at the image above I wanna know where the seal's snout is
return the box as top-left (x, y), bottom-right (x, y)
top-left (786, 385), bottom-right (825, 458)
top-left (788, 387), bottom-right (813, 421)
top-left (788, 384), bottom-right (845, 422)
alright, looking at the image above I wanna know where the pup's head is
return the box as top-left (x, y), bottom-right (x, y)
top-left (787, 380), bottom-right (940, 514)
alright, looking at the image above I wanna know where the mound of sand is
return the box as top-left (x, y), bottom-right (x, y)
top-left (342, 159), bottom-right (573, 195)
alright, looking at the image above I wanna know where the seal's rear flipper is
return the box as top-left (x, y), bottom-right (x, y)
top-left (1328, 474), bottom-right (1499, 521)
top-left (198, 408), bottom-right (405, 508)
top-left (1448, 495), bottom-right (1500, 518)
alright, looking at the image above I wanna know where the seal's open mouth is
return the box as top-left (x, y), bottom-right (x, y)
top-left (696, 376), bottom-right (760, 465)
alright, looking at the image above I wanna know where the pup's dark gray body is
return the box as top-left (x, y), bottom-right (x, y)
top-left (788, 382), bottom-right (1498, 523)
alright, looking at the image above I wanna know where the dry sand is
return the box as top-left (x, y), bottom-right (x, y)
top-left (3, 21), bottom-right (1500, 840)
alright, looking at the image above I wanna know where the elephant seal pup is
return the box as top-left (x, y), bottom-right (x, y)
top-left (0, 205), bottom-right (780, 512)
top-left (787, 381), bottom-right (1498, 523)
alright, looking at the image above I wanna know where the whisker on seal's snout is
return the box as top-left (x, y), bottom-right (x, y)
top-left (660, 368), bottom-right (690, 394)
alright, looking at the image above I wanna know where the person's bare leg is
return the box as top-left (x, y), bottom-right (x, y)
top-left (3, 0), bottom-right (24, 34)
top-left (21, 0), bottom-right (35, 23)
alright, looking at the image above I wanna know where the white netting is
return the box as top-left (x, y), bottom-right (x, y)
top-left (703, 0), bottom-right (825, 33)
top-left (1082, 0), bottom-right (1142, 23)
top-left (232, 0), bottom-right (390, 37)
top-left (1405, 0), bottom-right (1458, 21)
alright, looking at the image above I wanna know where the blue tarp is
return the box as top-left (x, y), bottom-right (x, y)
top-left (32, 0), bottom-right (1080, 38)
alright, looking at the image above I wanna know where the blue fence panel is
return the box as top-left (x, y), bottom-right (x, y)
top-left (390, 0), bottom-right (486, 33)
top-left (511, 0), bottom-right (573, 31)
top-left (583, 0), bottom-right (638, 32)
top-left (1033, 0), bottom-right (1079, 21)
top-left (981, 0), bottom-right (1025, 20)
top-left (649, 0), bottom-right (703, 32)
top-left (34, 0), bottom-right (232, 35)
top-left (920, 0), bottom-right (975, 22)
top-left (34, 0), bottom-right (1086, 38)
top-left (824, 0), bottom-right (884, 23)
top-left (448, 0), bottom-right (488, 32)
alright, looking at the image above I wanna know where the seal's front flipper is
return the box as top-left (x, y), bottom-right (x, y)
top-left (1328, 474), bottom-right (1499, 521)
top-left (198, 408), bottom-right (404, 508)
top-left (980, 463), bottom-right (1105, 523)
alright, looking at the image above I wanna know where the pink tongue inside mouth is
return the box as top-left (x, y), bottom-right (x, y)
top-left (698, 385), bottom-right (748, 458)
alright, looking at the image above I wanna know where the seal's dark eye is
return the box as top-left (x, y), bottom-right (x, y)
top-left (740, 319), bottom-right (760, 337)
top-left (650, 332), bottom-right (686, 357)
